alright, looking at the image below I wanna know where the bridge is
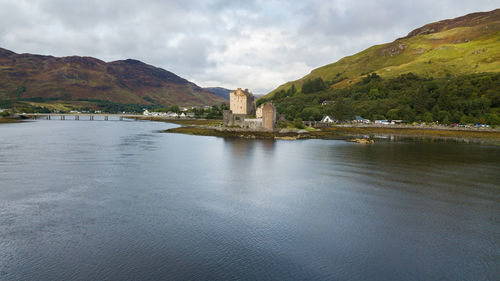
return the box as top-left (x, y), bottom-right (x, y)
top-left (22, 113), bottom-right (147, 121)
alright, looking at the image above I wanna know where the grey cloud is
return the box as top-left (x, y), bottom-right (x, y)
top-left (0, 0), bottom-right (498, 94)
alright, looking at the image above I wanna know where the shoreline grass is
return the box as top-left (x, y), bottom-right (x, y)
top-left (164, 123), bottom-right (500, 144)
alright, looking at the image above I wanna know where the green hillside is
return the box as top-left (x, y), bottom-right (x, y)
top-left (260, 9), bottom-right (500, 125)
top-left (268, 9), bottom-right (500, 96)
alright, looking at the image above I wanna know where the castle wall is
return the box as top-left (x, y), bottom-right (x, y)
top-left (256, 105), bottom-right (263, 118)
top-left (223, 110), bottom-right (246, 127)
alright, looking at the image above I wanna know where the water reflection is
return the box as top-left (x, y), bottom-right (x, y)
top-left (0, 121), bottom-right (499, 281)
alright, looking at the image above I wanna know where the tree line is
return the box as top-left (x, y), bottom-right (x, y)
top-left (259, 72), bottom-right (500, 125)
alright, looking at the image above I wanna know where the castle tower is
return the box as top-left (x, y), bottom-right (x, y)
top-left (262, 103), bottom-right (276, 129)
top-left (229, 88), bottom-right (255, 115)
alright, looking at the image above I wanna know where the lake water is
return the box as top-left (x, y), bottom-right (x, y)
top-left (0, 120), bottom-right (499, 280)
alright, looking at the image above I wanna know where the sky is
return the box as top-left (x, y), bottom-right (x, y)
top-left (0, 1), bottom-right (498, 94)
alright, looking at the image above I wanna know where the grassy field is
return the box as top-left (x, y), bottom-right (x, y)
top-left (315, 126), bottom-right (500, 140)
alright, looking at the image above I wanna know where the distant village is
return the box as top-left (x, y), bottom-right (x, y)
top-left (143, 108), bottom-right (195, 118)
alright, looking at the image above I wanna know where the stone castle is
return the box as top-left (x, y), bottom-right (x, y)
top-left (229, 88), bottom-right (255, 115)
top-left (223, 88), bottom-right (276, 130)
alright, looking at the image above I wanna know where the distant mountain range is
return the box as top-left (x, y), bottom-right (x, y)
top-left (0, 48), bottom-right (225, 107)
top-left (204, 87), bottom-right (231, 100)
top-left (267, 9), bottom-right (500, 96)
top-left (203, 87), bottom-right (266, 100)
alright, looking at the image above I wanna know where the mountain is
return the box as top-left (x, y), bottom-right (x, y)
top-left (203, 87), bottom-right (231, 100)
top-left (0, 48), bottom-right (225, 107)
top-left (268, 9), bottom-right (500, 96)
top-left (260, 9), bottom-right (500, 125)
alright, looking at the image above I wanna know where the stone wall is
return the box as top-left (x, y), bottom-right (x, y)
top-left (223, 110), bottom-right (246, 127)
top-left (243, 118), bottom-right (263, 129)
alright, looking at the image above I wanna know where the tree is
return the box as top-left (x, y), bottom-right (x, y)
top-left (299, 107), bottom-right (322, 121)
top-left (170, 105), bottom-right (180, 113)
top-left (302, 78), bottom-right (326, 94)
top-left (432, 105), bottom-right (440, 121)
top-left (486, 113), bottom-right (500, 125)
top-left (331, 99), bottom-right (354, 121)
top-left (293, 118), bottom-right (305, 129)
top-left (423, 112), bottom-right (433, 123)
top-left (414, 86), bottom-right (428, 114)
top-left (386, 108), bottom-right (399, 121)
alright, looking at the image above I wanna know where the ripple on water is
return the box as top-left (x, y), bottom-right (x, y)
top-left (0, 121), bottom-right (499, 280)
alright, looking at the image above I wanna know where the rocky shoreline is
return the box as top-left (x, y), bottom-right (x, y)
top-left (164, 122), bottom-right (500, 145)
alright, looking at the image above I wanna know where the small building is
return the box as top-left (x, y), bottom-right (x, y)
top-left (353, 116), bottom-right (370, 124)
top-left (321, 115), bottom-right (335, 123)
top-left (230, 88), bottom-right (255, 115)
top-left (262, 103), bottom-right (277, 130)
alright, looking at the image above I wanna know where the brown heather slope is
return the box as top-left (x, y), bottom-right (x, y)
top-left (268, 9), bottom-right (500, 96)
top-left (0, 48), bottom-right (225, 106)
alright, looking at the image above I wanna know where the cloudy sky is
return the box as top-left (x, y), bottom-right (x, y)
top-left (0, 1), bottom-right (498, 94)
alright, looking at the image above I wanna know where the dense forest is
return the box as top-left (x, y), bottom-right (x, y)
top-left (258, 72), bottom-right (500, 125)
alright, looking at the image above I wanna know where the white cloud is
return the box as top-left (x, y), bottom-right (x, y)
top-left (0, 0), bottom-right (498, 94)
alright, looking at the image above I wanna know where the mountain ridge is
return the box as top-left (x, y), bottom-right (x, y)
top-left (203, 87), bottom-right (231, 100)
top-left (0, 48), bottom-right (225, 107)
top-left (267, 8), bottom-right (500, 97)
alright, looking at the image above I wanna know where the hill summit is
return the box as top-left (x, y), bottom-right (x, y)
top-left (268, 9), bottom-right (500, 96)
top-left (0, 48), bottom-right (225, 108)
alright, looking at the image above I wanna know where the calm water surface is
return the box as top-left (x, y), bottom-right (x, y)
top-left (0, 120), bottom-right (499, 280)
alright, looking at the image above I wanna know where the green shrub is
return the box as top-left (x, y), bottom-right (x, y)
top-left (294, 118), bottom-right (305, 129)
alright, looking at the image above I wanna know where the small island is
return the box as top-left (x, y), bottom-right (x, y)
top-left (163, 88), bottom-right (500, 144)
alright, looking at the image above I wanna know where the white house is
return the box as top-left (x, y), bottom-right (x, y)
top-left (321, 115), bottom-right (335, 123)
top-left (375, 120), bottom-right (391, 125)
